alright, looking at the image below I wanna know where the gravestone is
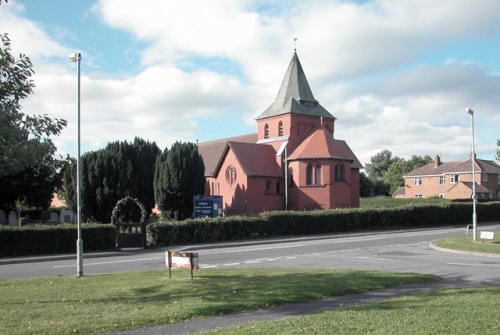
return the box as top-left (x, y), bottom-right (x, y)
top-left (48, 212), bottom-right (59, 224)
top-left (60, 209), bottom-right (75, 223)
top-left (0, 210), bottom-right (6, 225)
top-left (8, 211), bottom-right (18, 227)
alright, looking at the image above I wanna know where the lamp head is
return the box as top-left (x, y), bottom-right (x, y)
top-left (465, 108), bottom-right (474, 116)
top-left (69, 52), bottom-right (81, 62)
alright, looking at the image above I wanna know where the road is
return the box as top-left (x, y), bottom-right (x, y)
top-left (1, 223), bottom-right (499, 283)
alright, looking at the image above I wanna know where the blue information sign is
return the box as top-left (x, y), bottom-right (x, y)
top-left (193, 195), bottom-right (223, 218)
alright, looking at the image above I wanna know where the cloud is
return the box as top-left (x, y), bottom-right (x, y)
top-left (2, 0), bottom-right (500, 165)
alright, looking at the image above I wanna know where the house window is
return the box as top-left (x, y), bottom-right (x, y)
top-left (439, 176), bottom-right (445, 185)
top-left (225, 166), bottom-right (237, 185)
top-left (450, 174), bottom-right (459, 183)
top-left (334, 163), bottom-right (344, 181)
top-left (414, 194), bottom-right (422, 199)
top-left (414, 177), bottom-right (423, 186)
top-left (439, 193), bottom-right (446, 198)
top-left (264, 124), bottom-right (269, 139)
top-left (315, 164), bottom-right (321, 185)
top-left (265, 180), bottom-right (272, 194)
top-left (278, 121), bottom-right (283, 137)
top-left (482, 173), bottom-right (488, 182)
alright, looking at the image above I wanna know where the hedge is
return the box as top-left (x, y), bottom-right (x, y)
top-left (0, 224), bottom-right (116, 257)
top-left (147, 202), bottom-right (500, 248)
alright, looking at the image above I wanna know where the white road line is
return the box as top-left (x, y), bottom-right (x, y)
top-left (53, 257), bottom-right (162, 268)
top-left (447, 262), bottom-right (500, 267)
top-left (224, 244), bottom-right (304, 253)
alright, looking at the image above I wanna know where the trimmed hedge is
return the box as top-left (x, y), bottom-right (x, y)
top-left (147, 202), bottom-right (500, 248)
top-left (0, 224), bottom-right (116, 257)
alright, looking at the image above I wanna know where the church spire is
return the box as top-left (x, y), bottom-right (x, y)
top-left (256, 51), bottom-right (334, 120)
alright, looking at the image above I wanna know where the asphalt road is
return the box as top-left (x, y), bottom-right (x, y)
top-left (1, 223), bottom-right (500, 283)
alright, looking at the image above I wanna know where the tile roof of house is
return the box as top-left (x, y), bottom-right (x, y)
top-left (392, 186), bottom-right (406, 197)
top-left (404, 158), bottom-right (500, 177)
top-left (198, 133), bottom-right (257, 177)
top-left (228, 142), bottom-right (282, 177)
top-left (448, 181), bottom-right (490, 194)
top-left (256, 52), bottom-right (335, 120)
top-left (287, 125), bottom-right (363, 168)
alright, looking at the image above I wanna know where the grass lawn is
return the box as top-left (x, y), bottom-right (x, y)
top-left (0, 268), bottom-right (437, 335)
top-left (204, 285), bottom-right (500, 335)
top-left (434, 234), bottom-right (500, 254)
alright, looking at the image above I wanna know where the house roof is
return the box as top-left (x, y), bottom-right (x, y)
top-left (228, 142), bottom-right (282, 178)
top-left (287, 125), bottom-right (363, 168)
top-left (448, 181), bottom-right (490, 194)
top-left (198, 133), bottom-right (257, 177)
top-left (404, 158), bottom-right (500, 178)
top-left (392, 186), bottom-right (406, 197)
top-left (256, 52), bottom-right (335, 120)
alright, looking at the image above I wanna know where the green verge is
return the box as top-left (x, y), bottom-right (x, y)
top-left (0, 268), bottom-right (437, 335)
top-left (204, 286), bottom-right (500, 335)
top-left (434, 234), bottom-right (500, 254)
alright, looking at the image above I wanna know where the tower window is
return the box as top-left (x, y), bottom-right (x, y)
top-left (278, 121), bottom-right (283, 137)
top-left (264, 124), bottom-right (269, 139)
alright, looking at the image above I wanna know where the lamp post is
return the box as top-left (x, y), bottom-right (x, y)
top-left (69, 52), bottom-right (83, 276)
top-left (465, 107), bottom-right (477, 242)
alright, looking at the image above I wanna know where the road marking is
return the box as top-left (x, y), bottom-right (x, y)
top-left (447, 262), bottom-right (500, 267)
top-left (224, 244), bottom-right (304, 253)
top-left (53, 257), bottom-right (162, 268)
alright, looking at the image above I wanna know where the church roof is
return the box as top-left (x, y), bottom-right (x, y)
top-left (228, 142), bottom-right (282, 177)
top-left (256, 52), bottom-right (335, 120)
top-left (198, 133), bottom-right (257, 177)
top-left (287, 125), bottom-right (363, 169)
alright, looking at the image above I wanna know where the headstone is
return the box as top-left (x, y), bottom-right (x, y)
top-left (49, 212), bottom-right (59, 224)
top-left (8, 211), bottom-right (18, 227)
top-left (60, 209), bottom-right (75, 223)
top-left (0, 210), bottom-right (6, 225)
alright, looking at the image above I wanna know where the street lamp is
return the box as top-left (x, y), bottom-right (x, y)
top-left (69, 52), bottom-right (83, 276)
top-left (465, 107), bottom-right (477, 242)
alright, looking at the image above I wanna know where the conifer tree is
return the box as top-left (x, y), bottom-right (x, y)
top-left (154, 141), bottom-right (205, 220)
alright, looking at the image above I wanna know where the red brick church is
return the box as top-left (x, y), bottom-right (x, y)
top-left (198, 51), bottom-right (362, 215)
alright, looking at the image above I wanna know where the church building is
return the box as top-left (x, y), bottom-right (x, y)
top-left (198, 51), bottom-right (362, 215)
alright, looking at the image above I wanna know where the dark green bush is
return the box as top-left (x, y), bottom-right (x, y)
top-left (147, 202), bottom-right (500, 248)
top-left (0, 224), bottom-right (116, 257)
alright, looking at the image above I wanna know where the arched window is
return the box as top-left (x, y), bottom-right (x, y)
top-left (264, 124), bottom-right (269, 139)
top-left (288, 167), bottom-right (294, 187)
top-left (315, 163), bottom-right (321, 185)
top-left (265, 180), bottom-right (272, 194)
top-left (334, 163), bottom-right (344, 181)
top-left (278, 121), bottom-right (283, 137)
top-left (306, 164), bottom-right (313, 185)
top-left (226, 166), bottom-right (237, 185)
top-left (276, 181), bottom-right (281, 194)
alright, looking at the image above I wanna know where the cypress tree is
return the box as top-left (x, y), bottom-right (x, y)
top-left (154, 141), bottom-right (205, 220)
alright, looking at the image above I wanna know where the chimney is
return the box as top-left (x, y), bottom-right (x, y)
top-left (434, 155), bottom-right (441, 168)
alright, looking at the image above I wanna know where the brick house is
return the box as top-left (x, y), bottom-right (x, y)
top-left (198, 52), bottom-right (362, 215)
top-left (403, 154), bottom-right (500, 199)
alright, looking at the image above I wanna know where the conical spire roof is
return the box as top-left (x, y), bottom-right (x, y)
top-left (256, 52), bottom-right (335, 120)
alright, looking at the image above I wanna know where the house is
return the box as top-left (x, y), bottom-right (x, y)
top-left (403, 154), bottom-right (500, 199)
top-left (197, 51), bottom-right (362, 215)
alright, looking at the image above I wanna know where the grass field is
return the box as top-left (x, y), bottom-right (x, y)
top-left (0, 268), bottom-right (437, 335)
top-left (203, 285), bottom-right (500, 335)
top-left (434, 233), bottom-right (500, 254)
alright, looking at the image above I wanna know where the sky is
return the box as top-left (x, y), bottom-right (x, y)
top-left (1, 0), bottom-right (500, 167)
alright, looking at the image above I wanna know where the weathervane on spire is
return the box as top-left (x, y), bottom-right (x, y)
top-left (294, 37), bottom-right (297, 52)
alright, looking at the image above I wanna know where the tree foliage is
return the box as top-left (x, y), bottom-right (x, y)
top-left (0, 33), bottom-right (67, 178)
top-left (496, 139), bottom-right (499, 162)
top-left (0, 33), bottom-right (67, 211)
top-left (63, 138), bottom-right (160, 222)
top-left (154, 141), bottom-right (205, 220)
